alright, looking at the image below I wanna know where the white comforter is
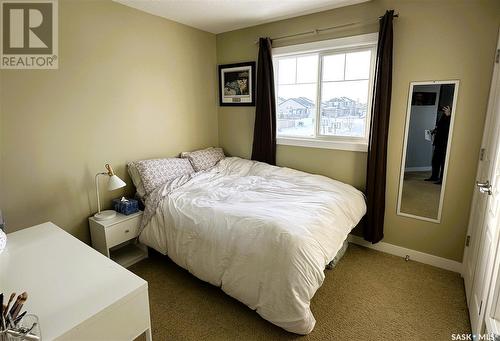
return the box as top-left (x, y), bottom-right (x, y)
top-left (139, 157), bottom-right (366, 334)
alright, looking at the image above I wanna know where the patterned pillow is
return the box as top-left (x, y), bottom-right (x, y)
top-left (185, 147), bottom-right (225, 172)
top-left (134, 158), bottom-right (194, 195)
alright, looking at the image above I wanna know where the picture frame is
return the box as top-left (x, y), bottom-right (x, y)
top-left (219, 62), bottom-right (256, 106)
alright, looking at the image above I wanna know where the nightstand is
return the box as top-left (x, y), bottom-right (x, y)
top-left (89, 211), bottom-right (148, 268)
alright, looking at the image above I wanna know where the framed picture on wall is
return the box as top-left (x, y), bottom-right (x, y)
top-left (219, 62), bottom-right (256, 106)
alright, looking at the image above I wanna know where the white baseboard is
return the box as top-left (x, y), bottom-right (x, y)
top-left (348, 234), bottom-right (463, 274)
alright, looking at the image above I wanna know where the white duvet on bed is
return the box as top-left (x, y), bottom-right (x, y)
top-left (139, 157), bottom-right (366, 334)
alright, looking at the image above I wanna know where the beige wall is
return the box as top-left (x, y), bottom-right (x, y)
top-left (0, 0), bottom-right (218, 241)
top-left (1, 0), bottom-right (499, 262)
top-left (217, 0), bottom-right (500, 261)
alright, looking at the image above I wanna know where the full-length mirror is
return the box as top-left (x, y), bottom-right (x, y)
top-left (397, 80), bottom-right (459, 222)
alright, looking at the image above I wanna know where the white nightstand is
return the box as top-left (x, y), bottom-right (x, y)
top-left (89, 211), bottom-right (148, 268)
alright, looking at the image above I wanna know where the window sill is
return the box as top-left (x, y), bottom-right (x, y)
top-left (277, 137), bottom-right (368, 152)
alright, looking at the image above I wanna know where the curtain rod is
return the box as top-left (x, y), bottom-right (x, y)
top-left (254, 13), bottom-right (399, 44)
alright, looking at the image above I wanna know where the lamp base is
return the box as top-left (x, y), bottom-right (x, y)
top-left (94, 210), bottom-right (117, 221)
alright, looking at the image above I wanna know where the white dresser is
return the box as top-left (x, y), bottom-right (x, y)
top-left (0, 222), bottom-right (152, 340)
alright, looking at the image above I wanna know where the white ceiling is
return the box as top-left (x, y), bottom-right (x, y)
top-left (114, 0), bottom-right (371, 34)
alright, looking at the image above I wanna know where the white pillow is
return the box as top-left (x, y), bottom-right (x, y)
top-left (183, 147), bottom-right (225, 172)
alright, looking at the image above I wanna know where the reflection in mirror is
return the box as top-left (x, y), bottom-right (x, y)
top-left (397, 81), bottom-right (459, 222)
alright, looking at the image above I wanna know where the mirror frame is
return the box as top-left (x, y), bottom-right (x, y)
top-left (396, 80), bottom-right (460, 223)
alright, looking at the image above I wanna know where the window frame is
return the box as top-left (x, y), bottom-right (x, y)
top-left (273, 33), bottom-right (378, 152)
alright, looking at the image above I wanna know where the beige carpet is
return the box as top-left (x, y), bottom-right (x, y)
top-left (131, 244), bottom-right (470, 341)
top-left (400, 171), bottom-right (441, 219)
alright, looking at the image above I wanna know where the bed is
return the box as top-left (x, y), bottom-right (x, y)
top-left (134, 156), bottom-right (366, 334)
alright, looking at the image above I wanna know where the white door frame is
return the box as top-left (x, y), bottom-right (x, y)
top-left (463, 29), bottom-right (500, 335)
top-left (483, 37), bottom-right (500, 337)
top-left (463, 30), bottom-right (500, 296)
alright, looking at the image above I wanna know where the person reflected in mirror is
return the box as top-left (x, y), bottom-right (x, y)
top-left (425, 105), bottom-right (452, 185)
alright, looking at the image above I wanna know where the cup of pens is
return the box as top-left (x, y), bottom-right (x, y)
top-left (1, 292), bottom-right (41, 341)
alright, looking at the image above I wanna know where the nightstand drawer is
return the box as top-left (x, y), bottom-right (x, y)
top-left (106, 216), bottom-right (140, 248)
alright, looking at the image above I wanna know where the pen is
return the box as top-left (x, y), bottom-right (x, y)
top-left (4, 293), bottom-right (15, 318)
top-left (9, 292), bottom-right (27, 319)
top-left (12, 311), bottom-right (26, 326)
top-left (11, 292), bottom-right (27, 319)
top-left (8, 294), bottom-right (21, 318)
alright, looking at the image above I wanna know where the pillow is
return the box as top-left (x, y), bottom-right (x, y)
top-left (184, 147), bottom-right (225, 172)
top-left (180, 147), bottom-right (213, 158)
top-left (134, 158), bottom-right (194, 195)
top-left (127, 162), bottom-right (146, 198)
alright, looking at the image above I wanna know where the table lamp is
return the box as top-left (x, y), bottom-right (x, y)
top-left (94, 164), bottom-right (126, 221)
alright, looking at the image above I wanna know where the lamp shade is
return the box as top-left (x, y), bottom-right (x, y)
top-left (107, 174), bottom-right (126, 191)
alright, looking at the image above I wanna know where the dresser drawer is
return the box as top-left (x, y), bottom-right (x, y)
top-left (106, 216), bottom-right (141, 248)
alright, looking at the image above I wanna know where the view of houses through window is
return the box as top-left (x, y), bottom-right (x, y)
top-left (274, 48), bottom-right (374, 141)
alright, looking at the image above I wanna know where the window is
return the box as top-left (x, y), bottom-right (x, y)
top-left (273, 33), bottom-right (377, 152)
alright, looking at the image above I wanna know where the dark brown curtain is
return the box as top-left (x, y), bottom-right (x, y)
top-left (364, 10), bottom-right (395, 243)
top-left (251, 37), bottom-right (277, 165)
